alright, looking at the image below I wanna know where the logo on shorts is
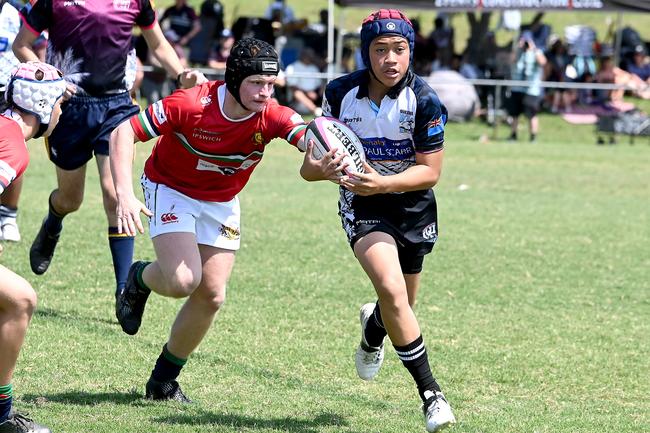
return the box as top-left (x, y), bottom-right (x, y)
top-left (422, 222), bottom-right (437, 240)
top-left (219, 224), bottom-right (240, 240)
top-left (160, 212), bottom-right (178, 224)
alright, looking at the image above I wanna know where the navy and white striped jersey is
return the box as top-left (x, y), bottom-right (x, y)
top-left (322, 69), bottom-right (447, 177)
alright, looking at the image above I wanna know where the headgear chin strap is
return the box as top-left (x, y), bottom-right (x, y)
top-left (360, 9), bottom-right (415, 70)
top-left (225, 38), bottom-right (279, 111)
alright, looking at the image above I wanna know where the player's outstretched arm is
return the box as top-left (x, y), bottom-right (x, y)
top-left (109, 122), bottom-right (152, 236)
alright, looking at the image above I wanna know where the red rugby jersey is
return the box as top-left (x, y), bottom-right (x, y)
top-left (0, 114), bottom-right (29, 194)
top-left (131, 81), bottom-right (306, 202)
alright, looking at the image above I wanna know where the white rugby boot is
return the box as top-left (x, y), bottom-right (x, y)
top-left (0, 216), bottom-right (20, 242)
top-left (355, 302), bottom-right (385, 381)
top-left (423, 390), bottom-right (456, 432)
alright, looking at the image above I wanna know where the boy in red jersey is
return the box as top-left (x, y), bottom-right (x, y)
top-left (0, 61), bottom-right (68, 433)
top-left (109, 38), bottom-right (342, 401)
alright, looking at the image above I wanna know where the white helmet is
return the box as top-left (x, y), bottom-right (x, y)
top-left (5, 62), bottom-right (66, 133)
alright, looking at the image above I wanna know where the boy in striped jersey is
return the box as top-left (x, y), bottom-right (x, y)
top-left (109, 38), bottom-right (333, 401)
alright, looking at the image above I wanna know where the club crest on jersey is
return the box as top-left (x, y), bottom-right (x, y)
top-left (253, 132), bottom-right (264, 146)
top-left (399, 110), bottom-right (415, 134)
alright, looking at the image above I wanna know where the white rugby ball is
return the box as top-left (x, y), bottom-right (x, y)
top-left (305, 116), bottom-right (366, 176)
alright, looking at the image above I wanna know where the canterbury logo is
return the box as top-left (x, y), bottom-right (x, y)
top-left (160, 213), bottom-right (178, 224)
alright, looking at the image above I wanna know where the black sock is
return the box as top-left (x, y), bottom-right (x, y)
top-left (364, 301), bottom-right (387, 348)
top-left (151, 344), bottom-right (187, 383)
top-left (108, 227), bottom-right (135, 293)
top-left (44, 192), bottom-right (64, 236)
top-left (394, 335), bottom-right (440, 402)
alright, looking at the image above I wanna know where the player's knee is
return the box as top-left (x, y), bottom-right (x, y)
top-left (10, 279), bottom-right (38, 319)
top-left (55, 192), bottom-right (83, 214)
top-left (376, 281), bottom-right (409, 312)
top-left (202, 289), bottom-right (226, 313)
top-left (167, 270), bottom-right (201, 297)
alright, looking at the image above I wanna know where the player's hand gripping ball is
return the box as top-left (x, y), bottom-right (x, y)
top-left (305, 117), bottom-right (366, 177)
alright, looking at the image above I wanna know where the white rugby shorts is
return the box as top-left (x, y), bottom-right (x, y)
top-left (141, 175), bottom-right (241, 250)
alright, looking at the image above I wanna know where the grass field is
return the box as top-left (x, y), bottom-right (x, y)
top-left (1, 112), bottom-right (648, 432)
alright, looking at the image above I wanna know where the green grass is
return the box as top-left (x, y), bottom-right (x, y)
top-left (2, 112), bottom-right (648, 432)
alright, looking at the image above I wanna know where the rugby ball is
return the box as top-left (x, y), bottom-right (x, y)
top-left (305, 116), bottom-right (366, 176)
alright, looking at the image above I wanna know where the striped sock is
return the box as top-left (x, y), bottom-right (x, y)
top-left (151, 344), bottom-right (187, 382)
top-left (0, 205), bottom-right (17, 219)
top-left (0, 384), bottom-right (13, 423)
top-left (394, 335), bottom-right (441, 402)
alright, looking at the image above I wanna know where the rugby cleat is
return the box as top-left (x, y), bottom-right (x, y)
top-left (29, 219), bottom-right (60, 275)
top-left (145, 377), bottom-right (192, 403)
top-left (422, 391), bottom-right (456, 432)
top-left (115, 261), bottom-right (151, 335)
top-left (355, 302), bottom-right (385, 381)
top-left (0, 216), bottom-right (20, 242)
top-left (0, 412), bottom-right (51, 433)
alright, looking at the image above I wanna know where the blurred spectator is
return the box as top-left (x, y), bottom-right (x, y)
top-left (160, 0), bottom-right (201, 67)
top-left (188, 0), bottom-right (225, 65)
top-left (207, 29), bottom-right (234, 70)
top-left (407, 18), bottom-right (429, 76)
top-left (507, 33), bottom-right (547, 142)
top-left (626, 45), bottom-right (650, 82)
top-left (285, 47), bottom-right (323, 116)
top-left (451, 53), bottom-right (479, 80)
top-left (265, 0), bottom-right (294, 25)
top-left (596, 52), bottom-right (650, 101)
top-left (465, 12), bottom-right (491, 68)
top-left (521, 13), bottom-right (551, 49)
top-left (200, 0), bottom-right (224, 39)
top-left (428, 15), bottom-right (454, 70)
top-left (544, 36), bottom-right (572, 113)
top-left (303, 9), bottom-right (337, 65)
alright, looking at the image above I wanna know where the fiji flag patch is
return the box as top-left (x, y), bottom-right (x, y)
top-left (427, 115), bottom-right (445, 137)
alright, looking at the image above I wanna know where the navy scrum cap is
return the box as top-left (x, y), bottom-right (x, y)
top-left (360, 9), bottom-right (415, 69)
top-left (225, 38), bottom-right (279, 109)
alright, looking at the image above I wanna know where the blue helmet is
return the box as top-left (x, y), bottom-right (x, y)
top-left (360, 9), bottom-right (415, 69)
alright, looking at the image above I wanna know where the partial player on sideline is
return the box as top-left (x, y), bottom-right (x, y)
top-left (0, 61), bottom-right (68, 433)
top-left (109, 38), bottom-right (341, 401)
top-left (299, 9), bottom-right (456, 432)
